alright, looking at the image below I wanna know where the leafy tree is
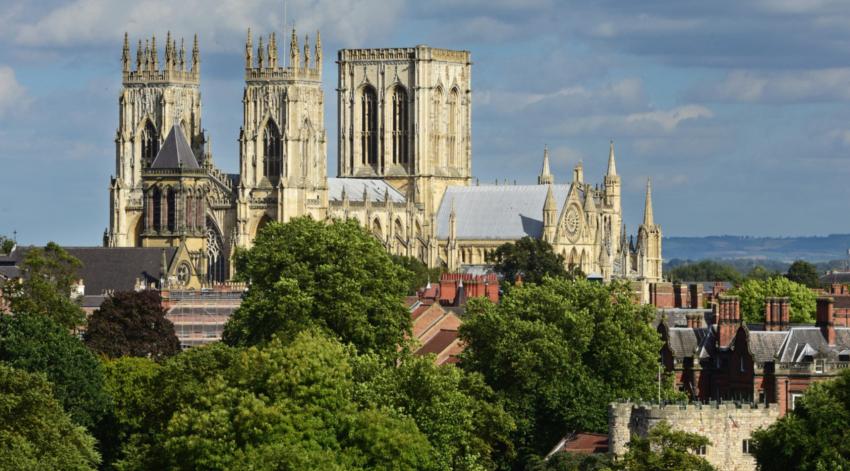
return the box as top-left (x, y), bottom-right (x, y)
top-left (459, 278), bottom-right (666, 467)
top-left (667, 260), bottom-right (742, 284)
top-left (1, 242), bottom-right (85, 329)
top-left (353, 352), bottom-right (516, 470)
top-left (729, 277), bottom-right (816, 324)
top-left (785, 260), bottom-right (821, 289)
top-left (116, 331), bottom-right (437, 471)
top-left (222, 217), bottom-right (413, 355)
top-left (746, 265), bottom-right (781, 282)
top-left (0, 235), bottom-right (14, 255)
top-left (84, 290), bottom-right (180, 360)
top-left (620, 421), bottom-right (715, 471)
top-left (0, 364), bottom-right (100, 470)
top-left (487, 236), bottom-right (577, 285)
top-left (752, 369), bottom-right (850, 470)
top-left (0, 312), bottom-right (111, 429)
top-left (526, 452), bottom-right (616, 471)
top-left (392, 254), bottom-right (442, 294)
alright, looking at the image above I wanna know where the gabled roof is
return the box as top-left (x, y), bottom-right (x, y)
top-left (746, 331), bottom-right (788, 363)
top-left (666, 327), bottom-right (709, 359)
top-left (436, 184), bottom-right (570, 239)
top-left (776, 327), bottom-right (850, 363)
top-left (327, 178), bottom-right (405, 203)
top-left (150, 125), bottom-right (200, 170)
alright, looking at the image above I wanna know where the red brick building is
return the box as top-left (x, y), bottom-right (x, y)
top-left (660, 295), bottom-right (850, 415)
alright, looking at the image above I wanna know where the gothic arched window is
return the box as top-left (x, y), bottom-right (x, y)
top-left (360, 86), bottom-right (378, 170)
top-left (391, 86), bottom-right (408, 166)
top-left (263, 120), bottom-right (282, 178)
top-left (431, 88), bottom-right (443, 166)
top-left (206, 218), bottom-right (228, 283)
top-left (152, 187), bottom-right (162, 232)
top-left (166, 187), bottom-right (176, 233)
top-left (141, 121), bottom-right (159, 167)
top-left (448, 89), bottom-right (459, 167)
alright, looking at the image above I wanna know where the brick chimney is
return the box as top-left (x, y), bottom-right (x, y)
top-left (764, 297), bottom-right (776, 331)
top-left (717, 295), bottom-right (740, 347)
top-left (817, 296), bottom-right (836, 346)
top-left (686, 312), bottom-right (701, 329)
top-left (777, 297), bottom-right (790, 330)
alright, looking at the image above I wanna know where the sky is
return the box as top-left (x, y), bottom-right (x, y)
top-left (2, 0), bottom-right (850, 245)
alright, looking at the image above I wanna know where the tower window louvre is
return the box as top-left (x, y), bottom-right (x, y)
top-left (263, 120), bottom-right (283, 178)
top-left (360, 86), bottom-right (378, 170)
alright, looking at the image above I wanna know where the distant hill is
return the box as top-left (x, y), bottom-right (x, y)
top-left (663, 234), bottom-right (850, 263)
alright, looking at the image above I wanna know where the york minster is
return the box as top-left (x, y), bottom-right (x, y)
top-left (107, 29), bottom-right (662, 288)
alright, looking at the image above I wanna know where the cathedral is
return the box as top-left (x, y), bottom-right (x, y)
top-left (106, 29), bottom-right (662, 289)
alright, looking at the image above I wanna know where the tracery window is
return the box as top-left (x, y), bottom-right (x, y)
top-left (152, 187), bottom-right (162, 231)
top-left (431, 89), bottom-right (443, 166)
top-left (263, 120), bottom-right (282, 178)
top-left (206, 219), bottom-right (228, 283)
top-left (360, 86), bottom-right (378, 170)
top-left (391, 86), bottom-right (408, 165)
top-left (141, 121), bottom-right (159, 167)
top-left (447, 89), bottom-right (459, 167)
top-left (166, 187), bottom-right (176, 233)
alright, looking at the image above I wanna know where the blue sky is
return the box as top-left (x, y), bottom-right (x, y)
top-left (2, 0), bottom-right (850, 245)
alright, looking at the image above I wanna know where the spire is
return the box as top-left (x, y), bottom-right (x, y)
top-left (179, 38), bottom-right (186, 71)
top-left (122, 32), bottom-right (130, 73)
top-left (584, 189), bottom-right (597, 213)
top-left (143, 39), bottom-right (150, 71)
top-left (643, 178), bottom-right (654, 226)
top-left (290, 28), bottom-right (300, 70)
top-left (165, 31), bottom-right (173, 70)
top-left (136, 39), bottom-right (143, 71)
top-left (573, 161), bottom-right (584, 184)
top-left (544, 183), bottom-right (557, 212)
top-left (191, 33), bottom-right (200, 75)
top-left (315, 30), bottom-right (322, 72)
top-left (257, 35), bottom-right (265, 68)
top-left (150, 34), bottom-right (158, 71)
top-left (449, 198), bottom-right (457, 240)
top-left (303, 34), bottom-right (311, 69)
top-left (270, 32), bottom-right (278, 68)
top-left (538, 145), bottom-right (554, 185)
top-left (604, 140), bottom-right (616, 177)
top-left (245, 28), bottom-right (253, 68)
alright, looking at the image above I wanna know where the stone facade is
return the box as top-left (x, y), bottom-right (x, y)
top-left (609, 401), bottom-right (780, 471)
top-left (106, 30), bottom-right (663, 287)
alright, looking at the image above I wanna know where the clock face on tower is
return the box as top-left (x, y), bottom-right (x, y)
top-left (565, 206), bottom-right (580, 239)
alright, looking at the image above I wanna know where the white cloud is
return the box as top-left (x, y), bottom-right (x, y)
top-left (626, 105), bottom-right (713, 132)
top-left (11, 0), bottom-right (404, 51)
top-left (557, 105), bottom-right (713, 136)
top-left (698, 68), bottom-right (850, 103)
top-left (0, 65), bottom-right (27, 118)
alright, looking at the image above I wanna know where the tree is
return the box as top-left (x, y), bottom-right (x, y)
top-left (1, 242), bottom-right (85, 329)
top-left (84, 290), bottom-right (180, 360)
top-left (0, 312), bottom-right (111, 430)
top-left (353, 352), bottom-right (516, 470)
top-left (746, 265), bottom-right (781, 282)
top-left (0, 235), bottom-right (14, 255)
top-left (459, 278), bottom-right (667, 467)
top-left (0, 364), bottom-right (100, 471)
top-left (667, 260), bottom-right (742, 284)
top-left (488, 236), bottom-right (579, 285)
top-left (392, 254), bottom-right (442, 294)
top-left (620, 421), bottom-right (715, 471)
top-left (729, 277), bottom-right (816, 324)
top-left (526, 452), bottom-right (615, 471)
top-left (116, 331), bottom-right (437, 471)
top-left (785, 260), bottom-right (820, 289)
top-left (222, 217), bottom-right (413, 355)
top-left (752, 369), bottom-right (850, 470)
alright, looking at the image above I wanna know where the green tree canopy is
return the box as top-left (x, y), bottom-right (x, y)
top-left (746, 265), bottom-right (782, 281)
top-left (620, 421), bottom-right (715, 471)
top-left (0, 312), bottom-right (111, 429)
top-left (752, 369), bottom-right (850, 470)
top-left (84, 290), bottom-right (180, 360)
top-left (459, 278), bottom-right (669, 467)
top-left (527, 452), bottom-right (616, 471)
top-left (487, 236), bottom-right (578, 285)
top-left (667, 260), bottom-right (742, 284)
top-left (729, 277), bottom-right (816, 324)
top-left (0, 364), bottom-right (100, 471)
top-left (222, 217), bottom-right (413, 355)
top-left (0, 235), bottom-right (14, 255)
top-left (115, 331), bottom-right (437, 471)
top-left (353, 352), bottom-right (516, 470)
top-left (2, 242), bottom-right (85, 329)
top-left (785, 260), bottom-right (821, 289)
top-left (391, 254), bottom-right (442, 294)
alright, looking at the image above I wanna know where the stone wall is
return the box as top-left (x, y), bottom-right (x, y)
top-left (609, 402), bottom-right (780, 471)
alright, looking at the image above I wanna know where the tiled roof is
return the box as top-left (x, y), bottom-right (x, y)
top-left (435, 184), bottom-right (572, 239)
top-left (667, 327), bottom-right (709, 358)
top-left (416, 329), bottom-right (459, 356)
top-left (746, 331), bottom-right (788, 362)
top-left (820, 272), bottom-right (850, 285)
top-left (776, 327), bottom-right (850, 363)
top-left (150, 125), bottom-right (200, 169)
top-left (327, 178), bottom-right (406, 203)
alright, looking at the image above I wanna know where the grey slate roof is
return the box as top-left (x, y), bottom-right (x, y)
top-left (150, 125), bottom-right (200, 170)
top-left (436, 184), bottom-right (571, 239)
top-left (776, 327), bottom-right (850, 363)
top-left (667, 327), bottom-right (709, 359)
top-left (327, 178), bottom-right (406, 203)
top-left (746, 331), bottom-right (788, 362)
